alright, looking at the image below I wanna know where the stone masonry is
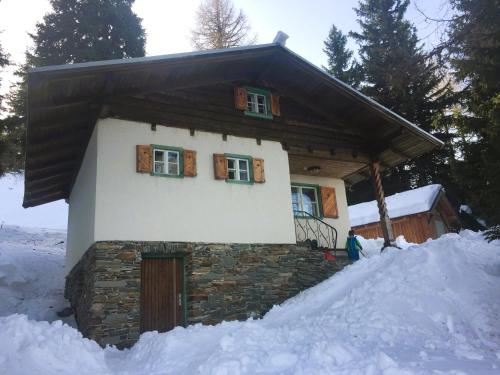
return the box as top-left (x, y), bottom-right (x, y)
top-left (65, 241), bottom-right (351, 348)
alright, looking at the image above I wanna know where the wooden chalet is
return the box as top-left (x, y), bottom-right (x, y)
top-left (23, 42), bottom-right (443, 347)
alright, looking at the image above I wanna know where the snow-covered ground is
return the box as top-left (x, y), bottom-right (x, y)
top-left (1, 224), bottom-right (499, 374)
top-left (0, 225), bottom-right (71, 323)
top-left (0, 172), bottom-right (68, 229)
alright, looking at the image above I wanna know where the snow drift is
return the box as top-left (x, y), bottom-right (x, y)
top-left (1, 226), bottom-right (499, 374)
top-left (0, 226), bottom-right (69, 323)
top-left (0, 172), bottom-right (68, 229)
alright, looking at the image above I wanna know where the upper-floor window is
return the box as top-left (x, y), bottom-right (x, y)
top-left (153, 146), bottom-right (182, 177)
top-left (244, 87), bottom-right (272, 119)
top-left (247, 92), bottom-right (266, 114)
top-left (227, 155), bottom-right (251, 183)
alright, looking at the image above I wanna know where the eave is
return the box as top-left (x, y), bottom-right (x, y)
top-left (24, 43), bottom-right (443, 207)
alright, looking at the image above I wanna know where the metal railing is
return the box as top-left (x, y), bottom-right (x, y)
top-left (293, 210), bottom-right (338, 256)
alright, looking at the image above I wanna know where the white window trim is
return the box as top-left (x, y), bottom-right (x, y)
top-left (153, 149), bottom-right (180, 176)
top-left (247, 92), bottom-right (268, 115)
top-left (291, 185), bottom-right (321, 218)
top-left (227, 157), bottom-right (250, 182)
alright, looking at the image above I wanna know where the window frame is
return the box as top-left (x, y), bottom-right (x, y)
top-left (244, 86), bottom-right (273, 119)
top-left (151, 144), bottom-right (184, 178)
top-left (291, 182), bottom-right (323, 219)
top-left (225, 153), bottom-right (254, 185)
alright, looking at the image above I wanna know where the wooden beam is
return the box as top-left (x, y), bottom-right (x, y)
top-left (368, 159), bottom-right (394, 248)
top-left (108, 99), bottom-right (365, 150)
top-left (25, 160), bottom-right (77, 179)
top-left (26, 145), bottom-right (80, 169)
top-left (27, 129), bottom-right (87, 154)
top-left (23, 190), bottom-right (67, 208)
top-left (132, 92), bottom-right (364, 139)
top-left (25, 171), bottom-right (74, 190)
top-left (29, 54), bottom-right (270, 108)
top-left (27, 118), bottom-right (89, 144)
top-left (24, 183), bottom-right (69, 199)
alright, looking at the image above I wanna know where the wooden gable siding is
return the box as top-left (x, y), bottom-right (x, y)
top-left (353, 212), bottom-right (437, 244)
top-left (108, 84), bottom-right (367, 151)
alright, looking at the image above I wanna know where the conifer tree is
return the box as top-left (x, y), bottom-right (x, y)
top-left (4, 0), bottom-right (146, 174)
top-left (323, 25), bottom-right (362, 88)
top-left (346, 0), bottom-right (452, 203)
top-left (0, 28), bottom-right (10, 175)
top-left (446, 0), bottom-right (500, 233)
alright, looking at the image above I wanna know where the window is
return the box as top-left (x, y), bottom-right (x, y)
top-left (227, 156), bottom-right (250, 182)
top-left (226, 155), bottom-right (252, 184)
top-left (291, 184), bottom-right (321, 218)
top-left (152, 145), bottom-right (183, 177)
top-left (244, 87), bottom-right (272, 119)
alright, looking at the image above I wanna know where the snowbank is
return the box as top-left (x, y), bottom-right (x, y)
top-left (0, 173), bottom-right (68, 229)
top-left (0, 226), bottom-right (69, 322)
top-left (349, 184), bottom-right (442, 226)
top-left (0, 315), bottom-right (107, 375)
top-left (1, 228), bottom-right (499, 374)
top-left (357, 234), bottom-right (416, 257)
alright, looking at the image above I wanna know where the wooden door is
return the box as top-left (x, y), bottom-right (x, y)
top-left (140, 257), bottom-right (184, 333)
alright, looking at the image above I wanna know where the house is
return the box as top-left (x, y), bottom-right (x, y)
top-left (349, 184), bottom-right (460, 243)
top-left (23, 42), bottom-right (443, 347)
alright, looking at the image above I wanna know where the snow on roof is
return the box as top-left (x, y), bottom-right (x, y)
top-left (348, 184), bottom-right (443, 227)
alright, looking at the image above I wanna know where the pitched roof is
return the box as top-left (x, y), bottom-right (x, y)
top-left (24, 43), bottom-right (443, 207)
top-left (348, 184), bottom-right (443, 226)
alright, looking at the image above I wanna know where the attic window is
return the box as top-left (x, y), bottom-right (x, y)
top-left (244, 87), bottom-right (273, 119)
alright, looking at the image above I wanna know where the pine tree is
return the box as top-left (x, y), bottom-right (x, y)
top-left (346, 0), bottom-right (452, 203)
top-left (191, 0), bottom-right (256, 50)
top-left (4, 0), bottom-right (146, 174)
top-left (0, 22), bottom-right (11, 175)
top-left (446, 0), bottom-right (500, 234)
top-left (323, 25), bottom-right (362, 88)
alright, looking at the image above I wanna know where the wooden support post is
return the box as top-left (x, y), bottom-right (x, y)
top-left (369, 159), bottom-right (394, 248)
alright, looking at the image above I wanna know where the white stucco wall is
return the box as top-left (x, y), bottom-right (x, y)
top-left (290, 174), bottom-right (351, 248)
top-left (93, 118), bottom-right (296, 245)
top-left (66, 126), bottom-right (98, 272)
top-left (66, 118), bottom-right (354, 272)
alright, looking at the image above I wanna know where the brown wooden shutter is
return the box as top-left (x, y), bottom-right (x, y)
top-left (234, 87), bottom-right (247, 110)
top-left (213, 153), bottom-right (228, 179)
top-left (136, 145), bottom-right (152, 173)
top-left (320, 186), bottom-right (338, 218)
top-left (252, 158), bottom-right (265, 183)
top-left (183, 150), bottom-right (197, 177)
top-left (270, 94), bottom-right (281, 116)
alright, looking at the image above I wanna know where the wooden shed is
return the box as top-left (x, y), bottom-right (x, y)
top-left (349, 185), bottom-right (459, 244)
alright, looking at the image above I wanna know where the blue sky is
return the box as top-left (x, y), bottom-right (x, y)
top-left (0, 0), bottom-right (452, 99)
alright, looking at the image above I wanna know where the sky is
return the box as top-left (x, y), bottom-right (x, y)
top-left (0, 0), bottom-right (452, 102)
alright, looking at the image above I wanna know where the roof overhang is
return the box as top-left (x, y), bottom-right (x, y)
top-left (24, 43), bottom-right (443, 207)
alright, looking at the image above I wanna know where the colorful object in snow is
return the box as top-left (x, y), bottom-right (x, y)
top-left (345, 235), bottom-right (363, 261)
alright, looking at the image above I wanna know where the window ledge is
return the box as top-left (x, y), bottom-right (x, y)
top-left (225, 179), bottom-right (254, 185)
top-left (150, 172), bottom-right (184, 178)
top-left (244, 110), bottom-right (273, 120)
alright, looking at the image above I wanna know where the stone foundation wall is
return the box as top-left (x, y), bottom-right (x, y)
top-left (65, 241), bottom-right (350, 348)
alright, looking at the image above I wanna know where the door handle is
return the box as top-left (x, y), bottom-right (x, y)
top-left (178, 293), bottom-right (182, 307)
